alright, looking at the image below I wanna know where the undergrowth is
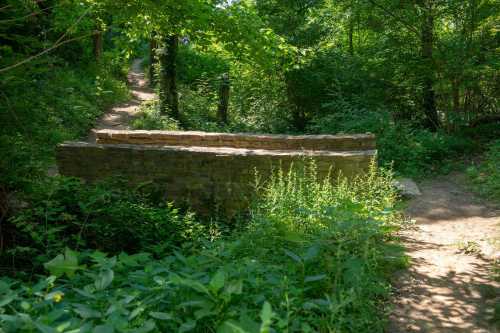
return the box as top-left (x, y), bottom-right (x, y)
top-left (0, 62), bottom-right (129, 190)
top-left (0, 162), bottom-right (406, 332)
top-left (467, 140), bottom-right (500, 203)
top-left (0, 178), bottom-right (205, 277)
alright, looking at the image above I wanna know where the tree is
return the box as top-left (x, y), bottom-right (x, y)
top-left (159, 34), bottom-right (179, 118)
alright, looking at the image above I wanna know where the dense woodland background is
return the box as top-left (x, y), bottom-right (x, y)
top-left (0, 0), bottom-right (499, 332)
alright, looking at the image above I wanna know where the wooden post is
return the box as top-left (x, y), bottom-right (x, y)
top-left (217, 73), bottom-right (230, 125)
top-left (93, 29), bottom-right (103, 62)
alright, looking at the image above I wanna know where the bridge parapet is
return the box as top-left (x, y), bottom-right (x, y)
top-left (57, 130), bottom-right (376, 216)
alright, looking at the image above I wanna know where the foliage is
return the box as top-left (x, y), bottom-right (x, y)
top-left (0, 163), bottom-right (406, 332)
top-left (131, 100), bottom-right (180, 131)
top-left (308, 109), bottom-right (476, 177)
top-left (0, 64), bottom-right (129, 189)
top-left (1, 177), bottom-right (206, 276)
top-left (467, 140), bottom-right (500, 202)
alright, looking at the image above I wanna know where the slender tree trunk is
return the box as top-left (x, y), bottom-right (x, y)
top-left (285, 75), bottom-right (306, 131)
top-left (159, 34), bottom-right (179, 119)
top-left (348, 20), bottom-right (354, 56)
top-left (217, 73), bottom-right (230, 125)
top-left (419, 1), bottom-right (439, 130)
top-left (93, 29), bottom-right (103, 62)
top-left (149, 32), bottom-right (158, 87)
top-left (452, 78), bottom-right (461, 114)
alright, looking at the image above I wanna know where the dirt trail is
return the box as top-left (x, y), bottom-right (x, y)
top-left (389, 173), bottom-right (499, 332)
top-left (87, 59), bottom-right (155, 142)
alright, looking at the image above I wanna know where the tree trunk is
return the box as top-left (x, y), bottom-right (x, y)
top-left (419, 1), bottom-right (439, 130)
top-left (452, 78), bottom-right (461, 114)
top-left (159, 34), bottom-right (179, 119)
top-left (93, 29), bottom-right (103, 62)
top-left (217, 73), bottom-right (230, 125)
top-left (149, 33), bottom-right (158, 87)
top-left (348, 20), bottom-right (354, 56)
top-left (286, 80), bottom-right (306, 131)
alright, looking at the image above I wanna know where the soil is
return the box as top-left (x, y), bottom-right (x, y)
top-left (389, 172), bottom-right (500, 333)
top-left (87, 59), bottom-right (155, 142)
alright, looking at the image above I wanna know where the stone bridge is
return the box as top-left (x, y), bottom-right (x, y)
top-left (56, 130), bottom-right (376, 216)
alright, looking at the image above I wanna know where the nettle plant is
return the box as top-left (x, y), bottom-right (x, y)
top-left (0, 249), bottom-right (277, 333)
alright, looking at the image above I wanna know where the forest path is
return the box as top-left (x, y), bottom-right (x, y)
top-left (87, 59), bottom-right (155, 142)
top-left (389, 173), bottom-right (499, 332)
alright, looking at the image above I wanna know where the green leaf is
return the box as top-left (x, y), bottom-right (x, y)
top-left (134, 320), bottom-right (156, 333)
top-left (73, 304), bottom-right (101, 319)
top-left (225, 279), bottom-right (243, 295)
top-left (259, 302), bottom-right (274, 333)
top-left (170, 273), bottom-right (211, 296)
top-left (179, 320), bottom-right (197, 332)
top-left (149, 312), bottom-right (173, 320)
top-left (303, 244), bottom-right (320, 262)
top-left (209, 270), bottom-right (225, 293)
top-left (217, 320), bottom-right (249, 333)
top-left (93, 324), bottom-right (114, 333)
top-left (34, 322), bottom-right (58, 333)
top-left (95, 269), bottom-right (114, 291)
top-left (283, 249), bottom-right (302, 263)
top-left (128, 306), bottom-right (145, 320)
top-left (44, 248), bottom-right (82, 278)
top-left (0, 293), bottom-right (16, 307)
top-left (304, 274), bottom-right (327, 283)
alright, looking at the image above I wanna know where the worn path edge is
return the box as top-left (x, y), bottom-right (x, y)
top-left (389, 173), bottom-right (499, 333)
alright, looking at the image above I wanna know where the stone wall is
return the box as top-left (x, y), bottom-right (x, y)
top-left (57, 131), bottom-right (376, 216)
top-left (96, 130), bottom-right (375, 151)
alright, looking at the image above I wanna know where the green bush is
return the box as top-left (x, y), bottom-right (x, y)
top-left (131, 100), bottom-right (180, 131)
top-left (0, 163), bottom-right (406, 332)
top-left (467, 140), bottom-right (500, 202)
top-left (0, 62), bottom-right (129, 189)
top-left (1, 177), bottom-right (205, 275)
top-left (308, 110), bottom-right (476, 177)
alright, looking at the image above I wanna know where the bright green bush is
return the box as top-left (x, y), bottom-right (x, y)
top-left (0, 163), bottom-right (406, 332)
top-left (467, 140), bottom-right (500, 202)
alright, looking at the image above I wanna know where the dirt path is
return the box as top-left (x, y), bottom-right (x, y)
top-left (87, 59), bottom-right (155, 142)
top-left (389, 173), bottom-right (499, 332)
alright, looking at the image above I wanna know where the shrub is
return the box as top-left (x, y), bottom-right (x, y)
top-left (0, 163), bottom-right (406, 332)
top-left (1, 177), bottom-right (206, 276)
top-left (308, 109), bottom-right (476, 177)
top-left (131, 100), bottom-right (180, 131)
top-left (0, 62), bottom-right (129, 189)
top-left (467, 140), bottom-right (500, 202)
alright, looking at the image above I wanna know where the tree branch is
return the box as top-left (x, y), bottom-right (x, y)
top-left (0, 33), bottom-right (94, 73)
top-left (0, 5), bottom-right (58, 24)
top-left (0, 4), bottom-right (94, 73)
